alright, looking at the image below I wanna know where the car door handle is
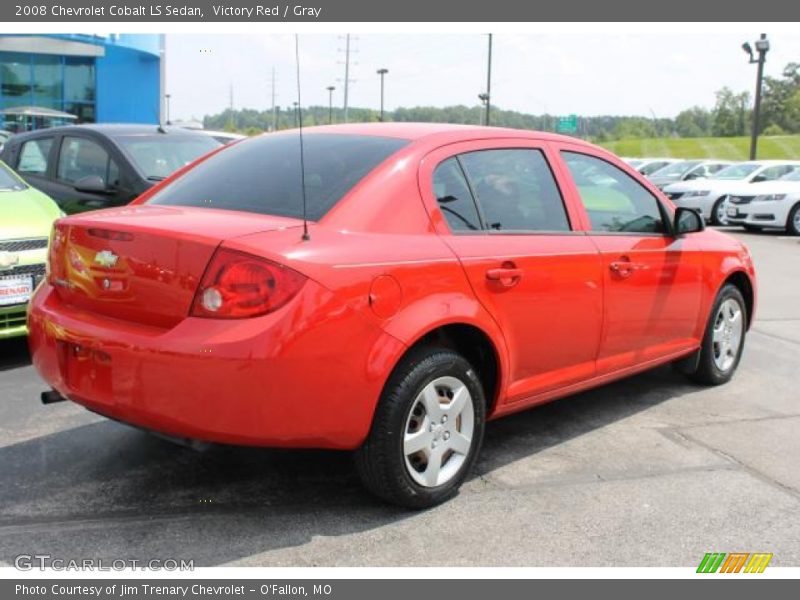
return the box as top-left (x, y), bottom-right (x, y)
top-left (486, 267), bottom-right (523, 284)
top-left (609, 261), bottom-right (649, 275)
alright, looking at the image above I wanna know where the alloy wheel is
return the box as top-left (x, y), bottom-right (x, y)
top-left (712, 298), bottom-right (744, 372)
top-left (403, 376), bottom-right (475, 487)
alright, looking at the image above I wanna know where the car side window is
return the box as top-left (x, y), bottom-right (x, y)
top-left (57, 136), bottom-right (118, 186)
top-left (457, 149), bottom-right (570, 232)
top-left (432, 158), bottom-right (482, 232)
top-left (759, 165), bottom-right (794, 181)
top-left (561, 151), bottom-right (666, 234)
top-left (17, 138), bottom-right (53, 175)
top-left (640, 161), bottom-right (668, 175)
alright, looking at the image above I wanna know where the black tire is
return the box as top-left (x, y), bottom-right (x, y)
top-left (743, 224), bottom-right (763, 233)
top-left (684, 284), bottom-right (747, 386)
top-left (711, 197), bottom-right (728, 226)
top-left (355, 346), bottom-right (486, 509)
top-left (787, 203), bottom-right (800, 236)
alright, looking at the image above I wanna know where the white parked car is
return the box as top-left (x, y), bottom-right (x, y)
top-left (647, 159), bottom-right (732, 190)
top-left (634, 157), bottom-right (683, 176)
top-left (662, 161), bottom-right (800, 225)
top-left (725, 168), bottom-right (800, 235)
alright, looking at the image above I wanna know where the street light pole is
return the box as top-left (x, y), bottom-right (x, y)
top-left (485, 33), bottom-right (493, 126)
top-left (293, 101), bottom-right (299, 128)
top-left (326, 86), bottom-right (336, 124)
top-left (376, 68), bottom-right (389, 122)
top-left (743, 33), bottom-right (770, 160)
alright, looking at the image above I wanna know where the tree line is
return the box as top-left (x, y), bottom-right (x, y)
top-left (202, 62), bottom-right (800, 140)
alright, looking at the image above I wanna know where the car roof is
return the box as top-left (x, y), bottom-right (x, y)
top-left (291, 122), bottom-right (595, 146)
top-left (750, 159), bottom-right (800, 166)
top-left (9, 123), bottom-right (213, 141)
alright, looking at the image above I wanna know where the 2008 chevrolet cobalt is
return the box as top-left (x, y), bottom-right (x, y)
top-left (28, 124), bottom-right (756, 508)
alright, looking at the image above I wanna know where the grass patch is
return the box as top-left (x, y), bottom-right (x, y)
top-left (599, 136), bottom-right (800, 160)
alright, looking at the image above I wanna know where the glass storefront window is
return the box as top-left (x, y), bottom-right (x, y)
top-left (64, 56), bottom-right (94, 103)
top-left (0, 52), bottom-right (32, 102)
top-left (0, 52), bottom-right (96, 124)
top-left (33, 54), bottom-right (62, 109)
top-left (63, 102), bottom-right (95, 123)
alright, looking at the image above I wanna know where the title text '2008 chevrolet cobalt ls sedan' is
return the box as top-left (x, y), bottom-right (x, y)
top-left (28, 124), bottom-right (756, 508)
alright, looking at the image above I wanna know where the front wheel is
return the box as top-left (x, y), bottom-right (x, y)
top-left (787, 203), bottom-right (800, 236)
top-left (355, 347), bottom-right (486, 509)
top-left (711, 197), bottom-right (729, 226)
top-left (683, 284), bottom-right (747, 386)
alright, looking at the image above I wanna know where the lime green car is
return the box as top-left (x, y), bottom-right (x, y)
top-left (0, 160), bottom-right (62, 339)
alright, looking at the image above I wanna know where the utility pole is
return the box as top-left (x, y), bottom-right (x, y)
top-left (326, 85), bottom-right (335, 124)
top-left (165, 94), bottom-right (171, 125)
top-left (343, 34), bottom-right (351, 123)
top-left (270, 67), bottom-right (277, 132)
top-left (485, 33), bottom-right (493, 127)
top-left (376, 68), bottom-right (388, 121)
top-left (742, 33), bottom-right (770, 160)
top-left (228, 83), bottom-right (234, 130)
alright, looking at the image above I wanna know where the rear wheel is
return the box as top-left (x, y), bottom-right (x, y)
top-left (355, 347), bottom-right (485, 509)
top-left (683, 284), bottom-right (747, 386)
top-left (711, 197), bottom-right (729, 226)
top-left (787, 203), bottom-right (800, 236)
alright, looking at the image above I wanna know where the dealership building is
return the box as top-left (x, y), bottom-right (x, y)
top-left (0, 34), bottom-right (163, 127)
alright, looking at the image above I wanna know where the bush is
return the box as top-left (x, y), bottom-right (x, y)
top-left (763, 124), bottom-right (786, 136)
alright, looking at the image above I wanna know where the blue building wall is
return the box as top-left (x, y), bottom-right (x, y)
top-left (96, 43), bottom-right (161, 124)
top-left (0, 34), bottom-right (161, 126)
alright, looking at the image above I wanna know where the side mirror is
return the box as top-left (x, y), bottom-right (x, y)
top-left (674, 207), bottom-right (705, 235)
top-left (74, 175), bottom-right (109, 194)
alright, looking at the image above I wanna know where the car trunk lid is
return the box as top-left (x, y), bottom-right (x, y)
top-left (48, 205), bottom-right (301, 328)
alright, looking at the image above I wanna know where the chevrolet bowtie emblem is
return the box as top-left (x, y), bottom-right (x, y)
top-left (0, 251), bottom-right (20, 269)
top-left (94, 250), bottom-right (119, 268)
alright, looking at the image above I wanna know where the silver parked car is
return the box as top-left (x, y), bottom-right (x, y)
top-left (648, 159), bottom-right (733, 190)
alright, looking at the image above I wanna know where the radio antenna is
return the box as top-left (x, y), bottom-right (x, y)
top-left (295, 34), bottom-right (310, 242)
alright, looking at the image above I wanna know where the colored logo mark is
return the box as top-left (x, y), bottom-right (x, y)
top-left (697, 552), bottom-right (773, 573)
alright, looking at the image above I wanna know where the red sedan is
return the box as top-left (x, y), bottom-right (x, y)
top-left (28, 124), bottom-right (756, 508)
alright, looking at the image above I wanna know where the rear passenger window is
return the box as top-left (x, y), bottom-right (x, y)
top-left (433, 158), bottom-right (481, 231)
top-left (458, 149), bottom-right (570, 232)
top-left (57, 136), bottom-right (117, 187)
top-left (17, 138), bottom-right (53, 175)
top-left (562, 151), bottom-right (666, 234)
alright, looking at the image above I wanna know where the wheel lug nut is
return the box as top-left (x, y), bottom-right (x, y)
top-left (443, 431), bottom-right (450, 441)
top-left (442, 415), bottom-right (448, 423)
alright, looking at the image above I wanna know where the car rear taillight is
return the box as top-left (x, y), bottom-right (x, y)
top-left (190, 248), bottom-right (307, 319)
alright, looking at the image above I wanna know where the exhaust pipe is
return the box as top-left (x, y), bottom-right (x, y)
top-left (41, 390), bottom-right (67, 405)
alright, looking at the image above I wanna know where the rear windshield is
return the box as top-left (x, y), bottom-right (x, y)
top-left (146, 133), bottom-right (409, 220)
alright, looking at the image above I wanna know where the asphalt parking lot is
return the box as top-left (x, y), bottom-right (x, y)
top-left (1, 228), bottom-right (799, 568)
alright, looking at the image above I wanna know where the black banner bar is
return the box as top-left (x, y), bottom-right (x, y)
top-left (2, 0), bottom-right (800, 22)
top-left (2, 579), bottom-right (798, 600)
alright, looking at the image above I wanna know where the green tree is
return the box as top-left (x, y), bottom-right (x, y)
top-left (675, 106), bottom-right (712, 137)
top-left (712, 87), bottom-right (750, 137)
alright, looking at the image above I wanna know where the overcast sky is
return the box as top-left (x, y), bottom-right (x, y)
top-left (165, 33), bottom-right (800, 122)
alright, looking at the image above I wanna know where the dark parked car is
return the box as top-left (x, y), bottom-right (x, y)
top-left (0, 125), bottom-right (222, 214)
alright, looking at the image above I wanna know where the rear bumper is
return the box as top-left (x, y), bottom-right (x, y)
top-left (28, 281), bottom-right (405, 449)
